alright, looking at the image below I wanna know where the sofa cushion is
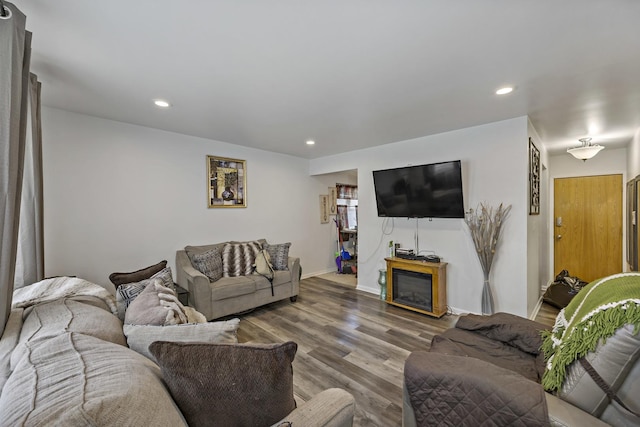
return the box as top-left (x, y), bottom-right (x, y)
top-left (264, 242), bottom-right (291, 270)
top-left (187, 247), bottom-right (223, 282)
top-left (11, 298), bottom-right (127, 371)
top-left (115, 266), bottom-right (174, 320)
top-left (123, 318), bottom-right (240, 362)
top-left (0, 332), bottom-right (187, 426)
top-left (222, 241), bottom-right (261, 277)
top-left (254, 270), bottom-right (292, 291)
top-left (124, 280), bottom-right (188, 326)
top-left (210, 276), bottom-right (256, 301)
top-left (109, 260), bottom-right (168, 286)
top-left (149, 341), bottom-right (297, 427)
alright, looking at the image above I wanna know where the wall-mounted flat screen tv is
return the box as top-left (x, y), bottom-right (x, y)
top-left (372, 160), bottom-right (465, 218)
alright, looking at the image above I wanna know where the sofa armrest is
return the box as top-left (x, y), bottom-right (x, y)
top-left (175, 250), bottom-right (213, 315)
top-left (288, 257), bottom-right (301, 285)
top-left (273, 388), bottom-right (355, 427)
top-left (404, 351), bottom-right (549, 426)
top-left (545, 394), bottom-right (609, 427)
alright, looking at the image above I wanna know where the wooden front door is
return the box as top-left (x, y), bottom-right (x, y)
top-left (554, 174), bottom-right (623, 282)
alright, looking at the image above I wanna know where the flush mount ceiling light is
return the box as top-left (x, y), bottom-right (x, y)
top-left (495, 86), bottom-right (514, 95)
top-left (153, 99), bottom-right (170, 108)
top-left (567, 137), bottom-right (604, 161)
top-left (306, 140), bottom-right (315, 145)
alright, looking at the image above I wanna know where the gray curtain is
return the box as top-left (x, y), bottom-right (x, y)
top-left (15, 72), bottom-right (44, 288)
top-left (0, 2), bottom-right (31, 335)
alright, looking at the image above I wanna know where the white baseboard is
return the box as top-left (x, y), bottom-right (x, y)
top-left (529, 296), bottom-right (544, 320)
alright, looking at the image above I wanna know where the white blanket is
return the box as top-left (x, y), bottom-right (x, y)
top-left (12, 277), bottom-right (118, 316)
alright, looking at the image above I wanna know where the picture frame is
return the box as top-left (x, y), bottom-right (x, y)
top-left (328, 186), bottom-right (338, 215)
top-left (529, 138), bottom-right (540, 215)
top-left (207, 155), bottom-right (246, 208)
top-left (319, 195), bottom-right (329, 223)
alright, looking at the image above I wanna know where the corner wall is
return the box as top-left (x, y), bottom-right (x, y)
top-left (310, 117), bottom-right (531, 316)
top-left (41, 108), bottom-right (337, 286)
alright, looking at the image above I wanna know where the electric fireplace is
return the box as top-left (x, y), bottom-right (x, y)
top-left (385, 257), bottom-right (447, 317)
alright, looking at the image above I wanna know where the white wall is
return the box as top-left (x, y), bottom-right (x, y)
top-left (41, 108), bottom-right (336, 287)
top-left (629, 128), bottom-right (640, 178)
top-left (547, 147), bottom-right (629, 276)
top-left (310, 117), bottom-right (531, 316)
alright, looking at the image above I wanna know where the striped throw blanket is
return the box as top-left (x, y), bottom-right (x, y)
top-left (541, 272), bottom-right (640, 391)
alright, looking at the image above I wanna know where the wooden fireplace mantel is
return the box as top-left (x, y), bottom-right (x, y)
top-left (384, 257), bottom-right (447, 318)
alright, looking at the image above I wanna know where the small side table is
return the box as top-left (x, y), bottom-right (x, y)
top-left (174, 284), bottom-right (189, 306)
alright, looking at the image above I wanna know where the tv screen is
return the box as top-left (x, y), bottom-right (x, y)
top-left (372, 160), bottom-right (465, 218)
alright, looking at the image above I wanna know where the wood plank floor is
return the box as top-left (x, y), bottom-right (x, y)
top-left (236, 276), bottom-right (560, 426)
top-left (237, 276), bottom-right (458, 427)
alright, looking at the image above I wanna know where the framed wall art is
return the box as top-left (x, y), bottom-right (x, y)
top-left (328, 186), bottom-right (338, 215)
top-left (319, 195), bottom-right (329, 223)
top-left (207, 155), bottom-right (246, 208)
top-left (529, 137), bottom-right (540, 215)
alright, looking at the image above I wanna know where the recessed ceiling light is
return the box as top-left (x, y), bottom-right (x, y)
top-left (154, 99), bottom-right (171, 108)
top-left (306, 140), bottom-right (315, 145)
top-left (495, 87), bottom-right (514, 95)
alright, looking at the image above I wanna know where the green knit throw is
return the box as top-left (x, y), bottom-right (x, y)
top-left (541, 272), bottom-right (640, 392)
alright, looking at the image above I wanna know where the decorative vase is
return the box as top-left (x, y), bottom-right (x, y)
top-left (482, 272), bottom-right (494, 315)
top-left (221, 186), bottom-right (234, 201)
top-left (378, 269), bottom-right (387, 301)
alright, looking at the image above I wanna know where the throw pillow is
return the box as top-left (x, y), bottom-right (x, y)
top-left (264, 242), bottom-right (291, 270)
top-left (149, 341), bottom-right (297, 427)
top-left (123, 318), bottom-right (240, 362)
top-left (187, 247), bottom-right (223, 282)
top-left (108, 260), bottom-right (167, 286)
top-left (124, 279), bottom-right (188, 326)
top-left (115, 266), bottom-right (174, 320)
top-left (222, 241), bottom-right (261, 277)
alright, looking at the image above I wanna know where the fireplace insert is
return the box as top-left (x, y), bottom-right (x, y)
top-left (392, 268), bottom-right (432, 312)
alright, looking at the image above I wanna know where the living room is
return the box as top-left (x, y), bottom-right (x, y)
top-left (2, 1), bottom-right (640, 426)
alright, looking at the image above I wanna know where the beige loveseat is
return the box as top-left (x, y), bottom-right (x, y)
top-left (0, 278), bottom-right (354, 426)
top-left (176, 239), bottom-right (300, 321)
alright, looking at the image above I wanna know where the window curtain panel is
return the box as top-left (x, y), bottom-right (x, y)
top-left (0, 2), bottom-right (31, 335)
top-left (14, 73), bottom-right (44, 289)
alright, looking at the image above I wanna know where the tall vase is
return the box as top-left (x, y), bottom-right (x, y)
top-left (481, 271), bottom-right (494, 315)
top-left (378, 269), bottom-right (387, 301)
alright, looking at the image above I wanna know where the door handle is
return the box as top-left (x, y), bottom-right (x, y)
top-left (556, 234), bottom-right (562, 240)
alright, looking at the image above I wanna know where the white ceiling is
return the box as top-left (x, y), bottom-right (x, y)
top-left (12, 0), bottom-right (640, 159)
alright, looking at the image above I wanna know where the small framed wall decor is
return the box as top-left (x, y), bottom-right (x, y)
top-left (319, 195), bottom-right (329, 223)
top-left (529, 138), bottom-right (540, 215)
top-left (328, 186), bottom-right (338, 215)
top-left (207, 155), bottom-right (246, 208)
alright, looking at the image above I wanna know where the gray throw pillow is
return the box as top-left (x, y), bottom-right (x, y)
top-left (187, 247), bottom-right (223, 282)
top-left (264, 242), bottom-right (291, 270)
top-left (222, 241), bottom-right (261, 277)
top-left (149, 341), bottom-right (297, 427)
top-left (124, 280), bottom-right (187, 326)
top-left (115, 267), bottom-right (174, 320)
top-left (123, 318), bottom-right (240, 362)
top-left (108, 260), bottom-right (167, 286)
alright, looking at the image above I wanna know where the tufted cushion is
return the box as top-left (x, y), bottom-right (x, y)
top-left (123, 318), bottom-right (239, 362)
top-left (222, 241), bottom-right (261, 277)
top-left (264, 242), bottom-right (291, 270)
top-left (187, 247), bottom-right (223, 282)
top-left (115, 267), bottom-right (174, 320)
top-left (149, 341), bottom-right (297, 427)
top-left (124, 280), bottom-right (187, 326)
top-left (0, 332), bottom-right (187, 426)
top-left (109, 260), bottom-right (168, 286)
